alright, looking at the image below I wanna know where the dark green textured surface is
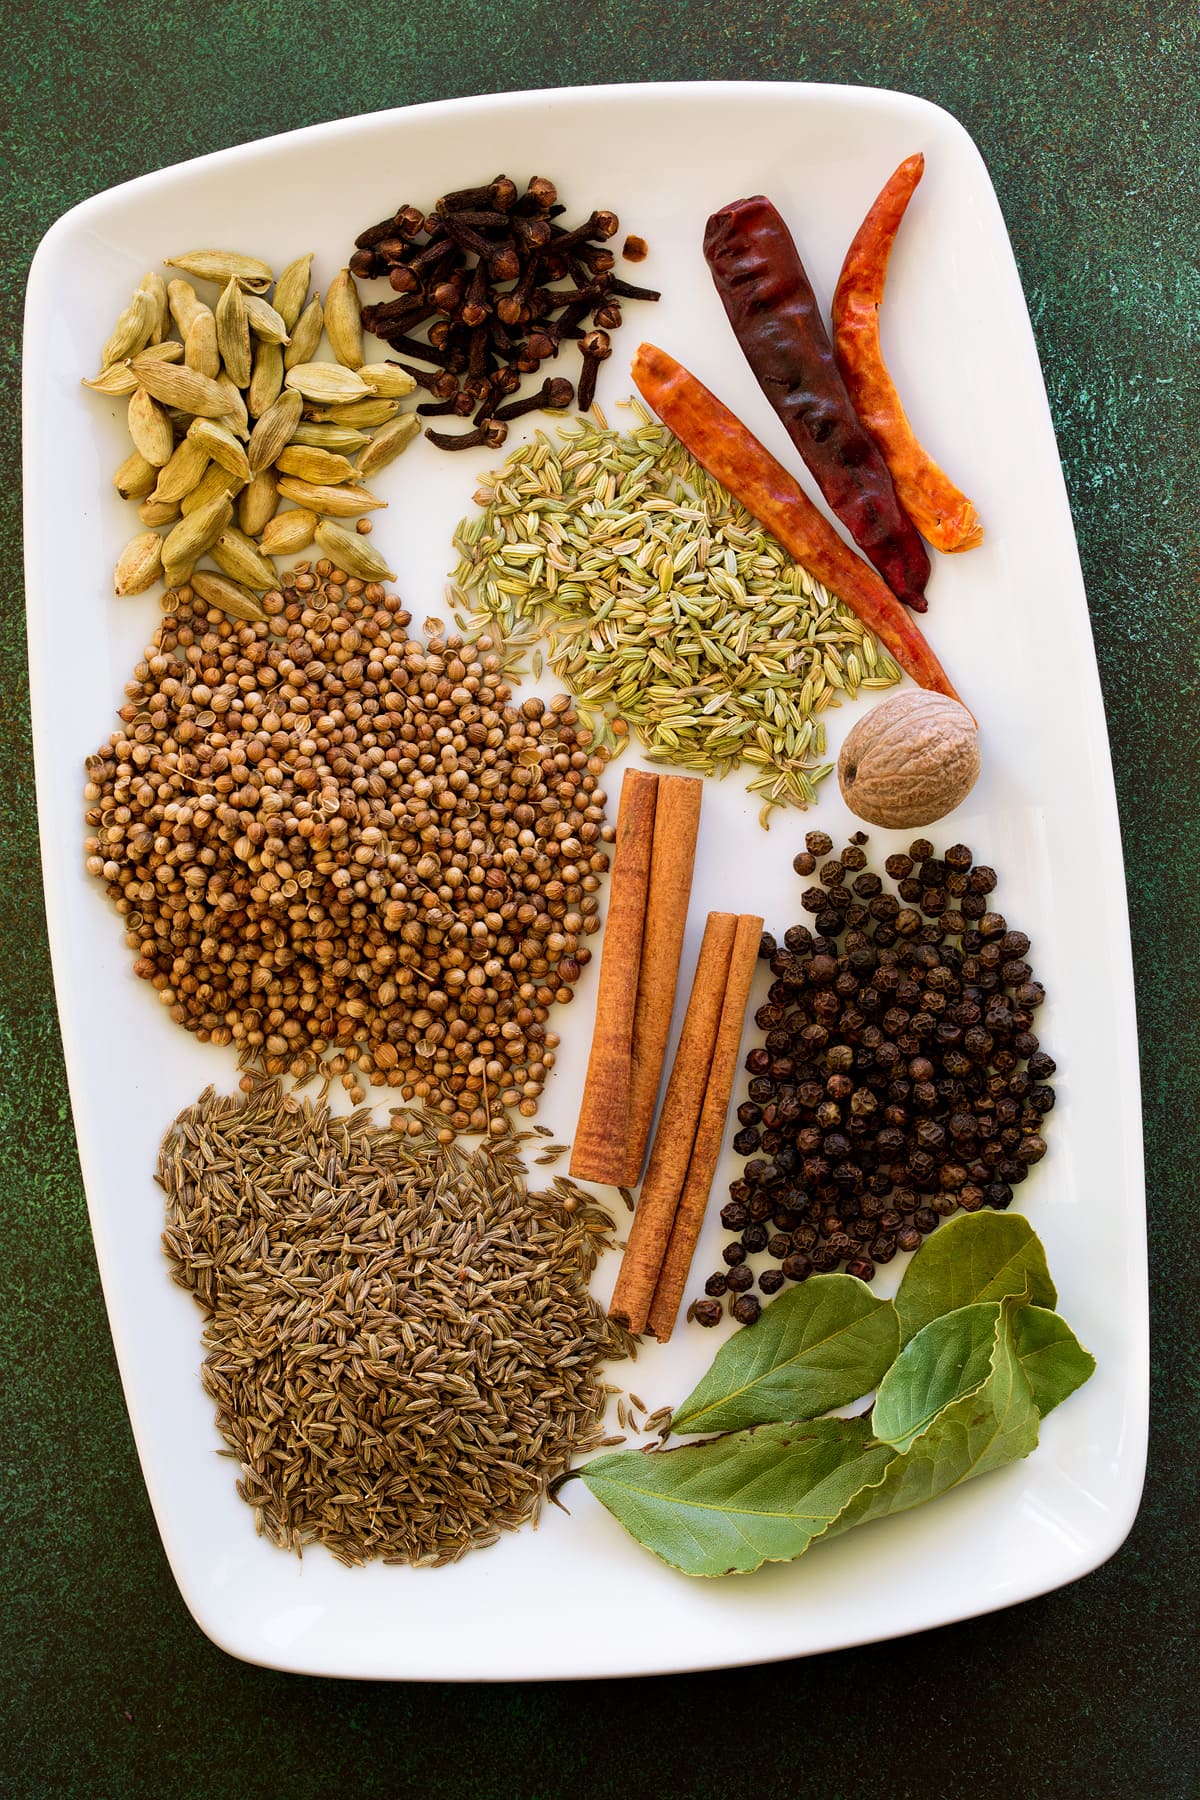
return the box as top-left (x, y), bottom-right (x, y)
top-left (2, 2), bottom-right (1197, 1795)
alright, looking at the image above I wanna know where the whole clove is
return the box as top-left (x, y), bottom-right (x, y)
top-left (348, 174), bottom-right (658, 446)
top-left (577, 328), bottom-right (612, 412)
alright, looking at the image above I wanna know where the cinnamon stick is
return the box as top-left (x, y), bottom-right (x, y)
top-left (622, 774), bottom-right (704, 1186)
top-left (647, 912), bottom-right (763, 1343)
top-left (569, 768), bottom-right (659, 1184)
top-left (607, 912), bottom-right (738, 1334)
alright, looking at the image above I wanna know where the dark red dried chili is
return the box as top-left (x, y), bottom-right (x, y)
top-left (703, 195), bottom-right (932, 612)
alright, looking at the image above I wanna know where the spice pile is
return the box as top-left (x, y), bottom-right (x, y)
top-left (451, 409), bottom-right (903, 822)
top-left (351, 174), bottom-right (659, 449)
top-left (159, 1077), bottom-right (625, 1565)
top-left (695, 832), bottom-right (1056, 1324)
top-left (84, 250), bottom-right (419, 607)
top-left (83, 564), bottom-right (612, 1125)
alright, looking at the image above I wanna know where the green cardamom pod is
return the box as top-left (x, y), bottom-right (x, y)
top-left (275, 444), bottom-right (357, 485)
top-left (139, 271), bottom-right (171, 346)
top-left (323, 267), bottom-right (364, 369)
top-left (355, 411), bottom-right (420, 478)
top-left (313, 520), bottom-right (396, 582)
top-left (247, 388), bottom-right (304, 476)
top-left (125, 355), bottom-right (228, 418)
top-left (166, 280), bottom-right (208, 338)
top-left (162, 492), bottom-right (234, 583)
top-left (127, 386), bottom-right (174, 466)
top-left (237, 467), bottom-right (278, 538)
top-left (101, 287), bottom-right (157, 368)
top-left (214, 371), bottom-right (250, 439)
top-left (83, 340), bottom-right (182, 396)
top-left (305, 397), bottom-right (400, 428)
top-left (187, 417), bottom-right (252, 483)
top-left (114, 447), bottom-right (160, 500)
top-left (272, 253), bottom-right (313, 332)
top-left (210, 525), bottom-right (279, 590)
top-left (114, 530), bottom-right (164, 596)
top-left (284, 361), bottom-right (376, 405)
top-left (180, 463), bottom-right (245, 516)
top-left (138, 497), bottom-right (182, 527)
top-left (150, 437), bottom-right (211, 505)
top-left (356, 362), bottom-right (418, 398)
top-left (215, 276), bottom-right (252, 389)
top-left (258, 507), bottom-right (318, 555)
top-left (244, 292), bottom-right (291, 346)
top-left (288, 422), bottom-right (370, 452)
top-left (282, 294), bottom-right (324, 369)
top-left (165, 250), bottom-right (274, 293)
top-left (189, 569), bottom-right (270, 621)
top-left (184, 311), bottom-right (220, 379)
top-left (275, 476), bottom-right (386, 517)
top-left (247, 339), bottom-right (284, 419)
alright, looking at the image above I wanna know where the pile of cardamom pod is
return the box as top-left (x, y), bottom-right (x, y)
top-left (84, 250), bottom-right (421, 610)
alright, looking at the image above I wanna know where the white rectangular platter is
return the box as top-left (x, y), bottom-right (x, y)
top-left (23, 80), bottom-right (1147, 1679)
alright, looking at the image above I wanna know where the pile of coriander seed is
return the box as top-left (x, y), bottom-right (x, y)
top-left (83, 562), bottom-right (613, 1129)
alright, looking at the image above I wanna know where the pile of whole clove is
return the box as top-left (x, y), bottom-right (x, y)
top-left (349, 174), bottom-right (659, 451)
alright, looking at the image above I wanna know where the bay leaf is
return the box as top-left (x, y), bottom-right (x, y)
top-left (671, 1275), bottom-right (900, 1436)
top-left (894, 1211), bottom-right (1056, 1344)
top-left (580, 1417), bottom-right (895, 1577)
top-left (818, 1294), bottom-right (1041, 1541)
top-left (1012, 1304), bottom-right (1096, 1416)
top-left (874, 1302), bottom-right (1006, 1452)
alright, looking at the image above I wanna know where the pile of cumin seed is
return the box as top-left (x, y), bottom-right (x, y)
top-left (159, 1075), bottom-right (627, 1566)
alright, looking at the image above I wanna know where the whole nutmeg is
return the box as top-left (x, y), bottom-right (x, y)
top-left (838, 690), bottom-right (979, 828)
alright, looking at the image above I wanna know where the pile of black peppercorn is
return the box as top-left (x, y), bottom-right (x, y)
top-left (691, 831), bottom-right (1056, 1328)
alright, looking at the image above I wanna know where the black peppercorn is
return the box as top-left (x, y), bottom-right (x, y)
top-left (741, 1222), bottom-right (769, 1253)
top-left (731, 1293), bottom-right (762, 1325)
top-left (806, 830), bottom-right (833, 855)
top-left (781, 1252), bottom-right (812, 1281)
top-left (758, 930), bottom-right (778, 960)
top-left (758, 1268), bottom-right (785, 1295)
top-left (725, 1262), bottom-right (755, 1293)
top-left (722, 1241), bottom-right (747, 1267)
top-left (693, 1298), bottom-right (724, 1327)
top-left (766, 1232), bottom-right (793, 1260)
top-left (704, 1271), bottom-right (729, 1297)
top-left (720, 1199), bottom-right (749, 1231)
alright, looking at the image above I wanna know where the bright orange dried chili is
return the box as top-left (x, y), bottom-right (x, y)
top-left (832, 153), bottom-right (984, 554)
top-left (631, 342), bottom-right (964, 704)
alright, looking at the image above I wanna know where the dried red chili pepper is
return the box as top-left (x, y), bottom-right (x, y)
top-left (832, 153), bottom-right (983, 554)
top-left (631, 343), bottom-right (963, 703)
top-left (704, 196), bottom-right (932, 612)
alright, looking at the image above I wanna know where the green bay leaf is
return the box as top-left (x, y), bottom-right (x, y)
top-left (1012, 1305), bottom-right (1096, 1415)
top-left (895, 1212), bottom-right (1056, 1345)
top-left (580, 1418), bottom-right (895, 1577)
top-left (874, 1303), bottom-right (1003, 1451)
top-left (671, 1275), bottom-right (900, 1436)
top-left (819, 1294), bottom-right (1041, 1541)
